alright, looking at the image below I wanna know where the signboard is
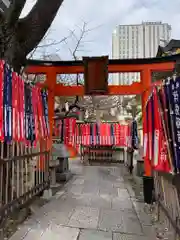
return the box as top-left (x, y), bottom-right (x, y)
top-left (83, 56), bottom-right (108, 95)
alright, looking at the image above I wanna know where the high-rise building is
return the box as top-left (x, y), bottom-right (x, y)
top-left (112, 22), bottom-right (171, 86)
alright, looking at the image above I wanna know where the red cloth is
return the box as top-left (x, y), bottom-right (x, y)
top-left (0, 61), bottom-right (4, 142)
top-left (32, 87), bottom-right (39, 146)
top-left (114, 124), bottom-right (121, 146)
top-left (119, 124), bottom-right (128, 147)
top-left (152, 88), bottom-right (170, 172)
top-left (18, 76), bottom-right (25, 143)
top-left (148, 96), bottom-right (153, 162)
top-left (93, 123), bottom-right (97, 145)
top-left (106, 124), bottom-right (111, 145)
top-left (143, 102), bottom-right (149, 165)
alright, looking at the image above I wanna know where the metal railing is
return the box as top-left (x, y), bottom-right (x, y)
top-left (0, 142), bottom-right (50, 230)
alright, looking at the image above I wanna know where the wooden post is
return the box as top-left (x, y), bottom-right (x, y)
top-left (47, 69), bottom-right (56, 149)
top-left (141, 68), bottom-right (152, 177)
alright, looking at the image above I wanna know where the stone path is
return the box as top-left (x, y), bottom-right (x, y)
top-left (10, 160), bottom-right (156, 240)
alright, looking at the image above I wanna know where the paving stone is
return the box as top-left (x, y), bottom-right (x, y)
top-left (9, 225), bottom-right (32, 240)
top-left (59, 193), bottom-right (92, 207)
top-left (43, 206), bottom-right (75, 225)
top-left (89, 195), bottom-right (112, 209)
top-left (112, 197), bottom-right (134, 211)
top-left (126, 185), bottom-right (136, 197)
top-left (10, 218), bottom-right (52, 240)
top-left (121, 211), bottom-right (143, 235)
top-left (79, 229), bottom-right (112, 240)
top-left (68, 206), bottom-right (99, 229)
top-left (99, 186), bottom-right (118, 197)
top-left (99, 182), bottom-right (114, 190)
top-left (30, 205), bottom-right (49, 220)
top-left (22, 228), bottom-right (47, 240)
top-left (23, 215), bottom-right (40, 228)
top-left (53, 190), bottom-right (65, 199)
top-left (132, 200), bottom-right (145, 213)
top-left (98, 209), bottom-right (124, 232)
top-left (9, 160), bottom-right (157, 239)
top-left (68, 185), bottom-right (84, 195)
top-left (72, 178), bottom-right (85, 185)
top-left (116, 177), bottom-right (124, 182)
top-left (136, 210), bottom-right (152, 226)
top-left (40, 225), bottom-right (80, 240)
top-left (117, 189), bottom-right (130, 199)
top-left (82, 184), bottom-right (100, 195)
top-left (113, 182), bottom-right (126, 188)
top-left (40, 199), bottom-right (65, 213)
top-left (113, 233), bottom-right (151, 240)
top-left (142, 225), bottom-right (157, 238)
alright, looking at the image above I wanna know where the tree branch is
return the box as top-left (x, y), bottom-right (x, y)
top-left (72, 22), bottom-right (87, 59)
top-left (0, 8), bottom-right (4, 22)
top-left (16, 0), bottom-right (64, 56)
top-left (28, 33), bottom-right (73, 59)
top-left (5, 0), bottom-right (26, 27)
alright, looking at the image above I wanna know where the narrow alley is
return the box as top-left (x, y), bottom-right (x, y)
top-left (10, 160), bottom-right (156, 240)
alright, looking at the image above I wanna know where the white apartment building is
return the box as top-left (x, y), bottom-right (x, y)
top-left (112, 22), bottom-right (171, 86)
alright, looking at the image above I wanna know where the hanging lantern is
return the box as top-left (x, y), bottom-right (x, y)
top-left (110, 108), bottom-right (115, 116)
top-left (65, 102), bottom-right (69, 112)
top-left (85, 109), bottom-right (89, 119)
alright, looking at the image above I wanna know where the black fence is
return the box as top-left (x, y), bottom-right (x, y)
top-left (0, 142), bottom-right (50, 230)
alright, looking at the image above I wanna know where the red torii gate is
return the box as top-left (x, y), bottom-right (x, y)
top-left (26, 55), bottom-right (177, 177)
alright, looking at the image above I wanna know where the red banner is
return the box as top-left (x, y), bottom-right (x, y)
top-left (64, 118), bottom-right (70, 145)
top-left (67, 123), bottom-right (131, 147)
top-left (12, 72), bottom-right (18, 141)
top-left (53, 119), bottom-right (62, 137)
top-left (32, 87), bottom-right (39, 146)
top-left (126, 123), bottom-right (131, 148)
top-left (80, 124), bottom-right (84, 145)
top-left (0, 61), bottom-right (4, 142)
top-left (68, 118), bottom-right (76, 146)
top-left (124, 124), bottom-right (129, 147)
top-left (37, 88), bottom-right (45, 139)
top-left (99, 124), bottom-right (104, 145)
top-left (148, 96), bottom-right (153, 162)
top-left (143, 102), bottom-right (149, 167)
top-left (87, 124), bottom-right (90, 146)
top-left (18, 76), bottom-right (25, 143)
top-left (106, 123), bottom-right (111, 145)
top-left (114, 124), bottom-right (121, 146)
top-left (93, 123), bottom-right (97, 145)
top-left (119, 124), bottom-right (128, 147)
top-left (153, 88), bottom-right (170, 172)
top-left (76, 124), bottom-right (80, 153)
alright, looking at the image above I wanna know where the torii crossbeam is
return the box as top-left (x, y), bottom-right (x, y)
top-left (26, 54), bottom-right (180, 177)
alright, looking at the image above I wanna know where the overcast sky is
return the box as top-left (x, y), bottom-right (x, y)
top-left (22, 0), bottom-right (180, 60)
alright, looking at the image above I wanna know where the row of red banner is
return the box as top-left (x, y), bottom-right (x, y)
top-left (76, 123), bottom-right (129, 146)
top-left (53, 119), bottom-right (131, 153)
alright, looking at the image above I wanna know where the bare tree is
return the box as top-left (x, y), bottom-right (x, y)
top-left (122, 95), bottom-right (142, 124)
top-left (54, 21), bottom-right (97, 116)
top-left (58, 21), bottom-right (96, 85)
top-left (0, 0), bottom-right (64, 71)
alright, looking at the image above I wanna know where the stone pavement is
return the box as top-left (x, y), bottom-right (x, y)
top-left (10, 160), bottom-right (156, 240)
